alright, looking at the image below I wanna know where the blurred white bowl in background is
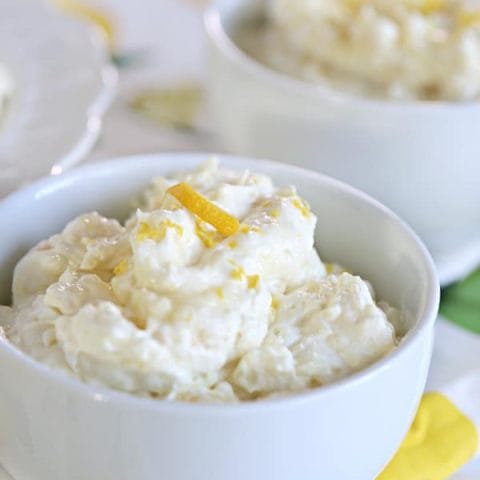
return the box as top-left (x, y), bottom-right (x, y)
top-left (204, 0), bottom-right (480, 284)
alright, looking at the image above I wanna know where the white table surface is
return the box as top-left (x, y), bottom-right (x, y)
top-left (1, 1), bottom-right (479, 478)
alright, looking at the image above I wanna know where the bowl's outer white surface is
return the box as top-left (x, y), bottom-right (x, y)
top-left (0, 154), bottom-right (438, 480)
top-left (205, 0), bottom-right (480, 269)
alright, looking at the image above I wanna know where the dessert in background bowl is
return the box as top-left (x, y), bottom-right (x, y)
top-left (205, 0), bottom-right (480, 284)
top-left (237, 0), bottom-right (480, 101)
top-left (0, 154), bottom-right (438, 480)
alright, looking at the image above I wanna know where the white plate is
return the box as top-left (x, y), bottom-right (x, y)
top-left (0, 0), bottom-right (117, 197)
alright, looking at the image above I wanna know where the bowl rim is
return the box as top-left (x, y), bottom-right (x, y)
top-left (0, 152), bottom-right (440, 414)
top-left (204, 1), bottom-right (480, 112)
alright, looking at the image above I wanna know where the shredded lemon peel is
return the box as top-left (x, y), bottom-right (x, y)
top-left (229, 262), bottom-right (259, 289)
top-left (239, 224), bottom-right (261, 235)
top-left (113, 259), bottom-right (129, 276)
top-left (230, 265), bottom-right (246, 281)
top-left (136, 220), bottom-right (183, 243)
top-left (292, 197), bottom-right (310, 217)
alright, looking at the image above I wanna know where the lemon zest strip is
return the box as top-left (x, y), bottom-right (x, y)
top-left (167, 183), bottom-right (239, 237)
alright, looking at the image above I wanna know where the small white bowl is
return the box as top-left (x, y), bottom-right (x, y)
top-left (0, 154), bottom-right (438, 480)
top-left (204, 0), bottom-right (480, 284)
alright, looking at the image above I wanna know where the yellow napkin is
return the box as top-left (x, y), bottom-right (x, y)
top-left (379, 375), bottom-right (480, 479)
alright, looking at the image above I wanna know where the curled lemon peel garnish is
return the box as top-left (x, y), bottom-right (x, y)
top-left (167, 183), bottom-right (240, 237)
top-left (136, 220), bottom-right (183, 243)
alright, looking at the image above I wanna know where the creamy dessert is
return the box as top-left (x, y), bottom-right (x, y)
top-left (0, 160), bottom-right (399, 402)
top-left (236, 0), bottom-right (480, 101)
top-left (0, 63), bottom-right (13, 122)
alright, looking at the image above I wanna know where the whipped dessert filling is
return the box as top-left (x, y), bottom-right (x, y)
top-left (0, 160), bottom-right (399, 402)
top-left (236, 0), bottom-right (480, 101)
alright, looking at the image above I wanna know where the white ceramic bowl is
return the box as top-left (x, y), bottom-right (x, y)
top-left (0, 154), bottom-right (438, 480)
top-left (204, 0), bottom-right (480, 284)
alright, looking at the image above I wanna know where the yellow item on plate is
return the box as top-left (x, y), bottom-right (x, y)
top-left (378, 392), bottom-right (478, 480)
top-left (51, 0), bottom-right (116, 50)
top-left (167, 182), bottom-right (240, 237)
top-left (130, 85), bottom-right (203, 130)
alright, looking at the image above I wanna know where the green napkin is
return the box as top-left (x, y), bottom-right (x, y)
top-left (441, 268), bottom-right (480, 333)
